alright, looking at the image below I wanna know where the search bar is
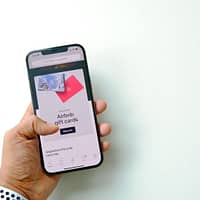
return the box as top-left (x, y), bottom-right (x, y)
top-left (30, 53), bottom-right (83, 68)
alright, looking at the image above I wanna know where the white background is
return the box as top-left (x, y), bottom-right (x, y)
top-left (0, 0), bottom-right (200, 200)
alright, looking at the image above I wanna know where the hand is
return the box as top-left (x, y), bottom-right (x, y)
top-left (0, 100), bottom-right (111, 200)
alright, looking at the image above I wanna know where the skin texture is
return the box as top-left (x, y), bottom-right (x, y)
top-left (0, 100), bottom-right (111, 200)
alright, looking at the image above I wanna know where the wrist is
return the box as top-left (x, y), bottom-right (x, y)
top-left (0, 185), bottom-right (28, 200)
top-left (0, 172), bottom-right (30, 200)
top-left (0, 182), bottom-right (30, 200)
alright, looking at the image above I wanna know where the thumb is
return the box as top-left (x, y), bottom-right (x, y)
top-left (16, 115), bottom-right (59, 139)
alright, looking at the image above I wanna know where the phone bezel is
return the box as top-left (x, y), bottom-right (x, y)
top-left (26, 44), bottom-right (103, 174)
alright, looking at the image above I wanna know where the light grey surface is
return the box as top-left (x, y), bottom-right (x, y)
top-left (0, 0), bottom-right (200, 199)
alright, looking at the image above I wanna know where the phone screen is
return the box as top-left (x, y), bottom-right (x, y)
top-left (26, 45), bottom-right (102, 173)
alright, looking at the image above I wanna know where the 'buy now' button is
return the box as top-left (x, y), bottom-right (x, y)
top-left (60, 127), bottom-right (76, 135)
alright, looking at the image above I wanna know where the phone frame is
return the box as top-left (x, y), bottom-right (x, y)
top-left (26, 44), bottom-right (103, 174)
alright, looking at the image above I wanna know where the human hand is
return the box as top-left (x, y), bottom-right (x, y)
top-left (0, 100), bottom-right (111, 200)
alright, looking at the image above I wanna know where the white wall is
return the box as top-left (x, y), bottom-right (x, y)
top-left (0, 0), bottom-right (200, 199)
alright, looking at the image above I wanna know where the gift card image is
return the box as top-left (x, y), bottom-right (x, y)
top-left (56, 75), bottom-right (84, 103)
top-left (37, 72), bottom-right (84, 103)
top-left (38, 73), bottom-right (65, 92)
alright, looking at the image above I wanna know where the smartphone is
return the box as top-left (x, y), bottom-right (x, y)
top-left (26, 44), bottom-right (103, 174)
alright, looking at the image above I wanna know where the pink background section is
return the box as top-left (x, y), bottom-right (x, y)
top-left (56, 75), bottom-right (84, 102)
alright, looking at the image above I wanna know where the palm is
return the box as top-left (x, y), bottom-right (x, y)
top-left (1, 122), bottom-right (60, 200)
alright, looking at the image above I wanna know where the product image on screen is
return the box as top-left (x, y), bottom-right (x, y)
top-left (27, 46), bottom-right (102, 173)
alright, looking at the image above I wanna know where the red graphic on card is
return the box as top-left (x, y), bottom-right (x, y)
top-left (56, 75), bottom-right (83, 102)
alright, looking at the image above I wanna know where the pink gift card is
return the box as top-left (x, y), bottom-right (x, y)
top-left (56, 75), bottom-right (84, 102)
